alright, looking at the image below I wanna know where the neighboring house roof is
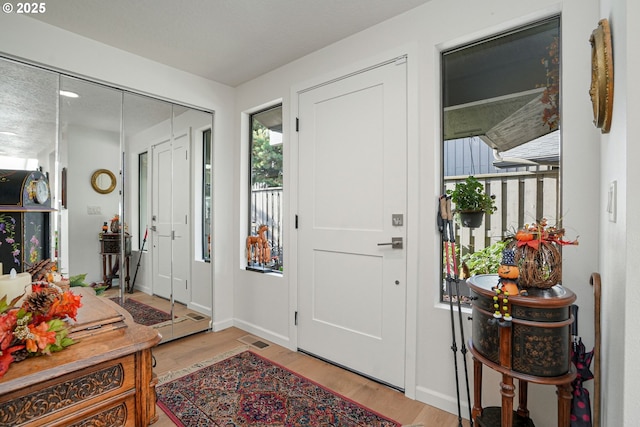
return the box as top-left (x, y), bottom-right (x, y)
top-left (495, 130), bottom-right (560, 167)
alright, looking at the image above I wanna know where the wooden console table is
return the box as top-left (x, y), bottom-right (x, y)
top-left (0, 287), bottom-right (161, 426)
top-left (467, 274), bottom-right (577, 427)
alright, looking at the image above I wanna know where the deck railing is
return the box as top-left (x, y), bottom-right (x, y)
top-left (444, 169), bottom-right (559, 259)
top-left (250, 185), bottom-right (283, 270)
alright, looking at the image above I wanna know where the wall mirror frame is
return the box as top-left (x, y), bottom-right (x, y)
top-left (0, 54), bottom-right (215, 343)
top-left (91, 169), bottom-right (117, 194)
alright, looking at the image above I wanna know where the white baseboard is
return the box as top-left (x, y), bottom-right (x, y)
top-left (415, 385), bottom-right (470, 422)
top-left (211, 317), bottom-right (234, 331)
top-left (233, 319), bottom-right (292, 349)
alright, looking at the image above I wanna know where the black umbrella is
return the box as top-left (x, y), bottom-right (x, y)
top-left (571, 304), bottom-right (594, 427)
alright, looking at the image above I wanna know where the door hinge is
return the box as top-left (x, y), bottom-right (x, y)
top-left (294, 311), bottom-right (298, 326)
top-left (295, 215), bottom-right (298, 229)
top-left (296, 117), bottom-right (299, 132)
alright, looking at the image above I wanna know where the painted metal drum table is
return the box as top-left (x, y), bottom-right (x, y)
top-left (467, 274), bottom-right (576, 427)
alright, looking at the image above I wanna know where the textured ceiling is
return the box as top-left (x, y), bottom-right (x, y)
top-left (28, 0), bottom-right (432, 87)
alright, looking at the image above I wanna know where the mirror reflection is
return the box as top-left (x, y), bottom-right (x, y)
top-left (0, 56), bottom-right (214, 342)
top-left (91, 169), bottom-right (117, 194)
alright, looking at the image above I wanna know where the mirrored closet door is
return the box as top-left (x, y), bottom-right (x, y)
top-left (0, 55), bottom-right (214, 342)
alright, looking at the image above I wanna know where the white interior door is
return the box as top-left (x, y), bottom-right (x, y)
top-left (151, 131), bottom-right (191, 304)
top-left (297, 58), bottom-right (408, 389)
top-left (152, 138), bottom-right (172, 300)
top-left (171, 128), bottom-right (191, 304)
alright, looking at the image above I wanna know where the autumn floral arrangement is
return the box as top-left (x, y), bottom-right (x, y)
top-left (0, 284), bottom-right (82, 379)
top-left (507, 218), bottom-right (578, 289)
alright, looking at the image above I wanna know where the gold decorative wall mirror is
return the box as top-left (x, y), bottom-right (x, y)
top-left (91, 169), bottom-right (117, 194)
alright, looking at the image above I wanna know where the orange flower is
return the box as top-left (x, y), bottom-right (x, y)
top-left (0, 310), bottom-right (18, 351)
top-left (0, 345), bottom-right (25, 377)
top-left (47, 291), bottom-right (82, 321)
top-left (26, 321), bottom-right (57, 353)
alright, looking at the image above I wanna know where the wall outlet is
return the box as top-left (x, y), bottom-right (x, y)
top-left (607, 181), bottom-right (617, 223)
top-left (87, 205), bottom-right (102, 215)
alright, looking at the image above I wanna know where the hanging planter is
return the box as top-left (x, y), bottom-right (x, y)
top-left (446, 176), bottom-right (496, 229)
top-left (458, 211), bottom-right (484, 228)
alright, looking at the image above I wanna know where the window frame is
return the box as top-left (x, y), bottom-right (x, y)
top-left (202, 128), bottom-right (212, 262)
top-left (440, 17), bottom-right (561, 303)
top-left (247, 103), bottom-right (284, 273)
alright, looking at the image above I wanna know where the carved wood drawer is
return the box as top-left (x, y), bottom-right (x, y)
top-left (0, 355), bottom-right (135, 426)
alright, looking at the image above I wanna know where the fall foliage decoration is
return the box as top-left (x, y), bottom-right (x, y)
top-left (0, 284), bottom-right (81, 378)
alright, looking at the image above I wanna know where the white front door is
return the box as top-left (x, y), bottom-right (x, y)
top-left (151, 130), bottom-right (191, 304)
top-left (297, 58), bottom-right (408, 389)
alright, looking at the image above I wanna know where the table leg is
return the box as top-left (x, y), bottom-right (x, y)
top-left (500, 374), bottom-right (515, 427)
top-left (557, 382), bottom-right (573, 427)
top-left (472, 357), bottom-right (483, 422)
top-left (517, 379), bottom-right (529, 418)
top-left (124, 256), bottom-right (131, 290)
top-left (102, 254), bottom-right (108, 286)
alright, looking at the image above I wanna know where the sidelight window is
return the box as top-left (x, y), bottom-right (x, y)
top-left (248, 104), bottom-right (283, 272)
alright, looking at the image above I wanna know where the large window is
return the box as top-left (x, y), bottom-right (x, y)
top-left (441, 17), bottom-right (561, 300)
top-left (248, 104), bottom-right (283, 272)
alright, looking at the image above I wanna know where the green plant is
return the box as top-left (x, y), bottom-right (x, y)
top-left (461, 240), bottom-right (508, 276)
top-left (69, 273), bottom-right (108, 295)
top-left (446, 175), bottom-right (497, 214)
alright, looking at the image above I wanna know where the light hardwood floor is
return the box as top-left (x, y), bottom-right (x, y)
top-left (151, 327), bottom-right (471, 427)
top-left (103, 289), bottom-right (211, 342)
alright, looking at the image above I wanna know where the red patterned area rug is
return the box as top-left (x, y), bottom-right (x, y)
top-left (109, 297), bottom-right (172, 326)
top-left (156, 349), bottom-right (401, 426)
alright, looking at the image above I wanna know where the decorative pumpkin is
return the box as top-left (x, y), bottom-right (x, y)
top-left (493, 249), bottom-right (527, 322)
top-left (500, 281), bottom-right (520, 297)
top-left (498, 264), bottom-right (519, 280)
top-left (515, 230), bottom-right (536, 242)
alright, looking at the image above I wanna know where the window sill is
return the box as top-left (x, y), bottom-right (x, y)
top-left (245, 266), bottom-right (283, 275)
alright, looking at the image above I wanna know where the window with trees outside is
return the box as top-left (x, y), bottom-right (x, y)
top-left (202, 128), bottom-right (212, 262)
top-left (441, 17), bottom-right (561, 303)
top-left (248, 104), bottom-right (283, 272)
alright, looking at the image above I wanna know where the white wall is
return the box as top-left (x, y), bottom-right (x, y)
top-left (599, 0), bottom-right (640, 426)
top-left (234, 0), bottom-right (604, 425)
top-left (65, 125), bottom-right (120, 282)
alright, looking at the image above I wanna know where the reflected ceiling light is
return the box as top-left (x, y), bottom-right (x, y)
top-left (59, 90), bottom-right (79, 98)
top-left (0, 131), bottom-right (17, 136)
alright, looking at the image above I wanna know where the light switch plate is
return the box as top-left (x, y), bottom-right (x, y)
top-left (607, 180), bottom-right (617, 223)
top-left (87, 205), bottom-right (102, 215)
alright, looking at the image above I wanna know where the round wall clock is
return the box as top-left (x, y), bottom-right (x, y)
top-left (589, 18), bottom-right (614, 134)
top-left (35, 179), bottom-right (50, 204)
